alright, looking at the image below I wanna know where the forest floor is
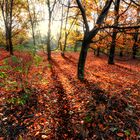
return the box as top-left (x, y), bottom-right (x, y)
top-left (0, 48), bottom-right (140, 140)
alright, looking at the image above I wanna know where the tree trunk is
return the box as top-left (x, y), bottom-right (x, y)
top-left (58, 0), bottom-right (64, 51)
top-left (74, 43), bottom-right (78, 52)
top-left (47, 12), bottom-right (51, 60)
top-left (78, 41), bottom-right (89, 80)
top-left (132, 0), bottom-right (140, 59)
top-left (61, 34), bottom-right (68, 56)
top-left (31, 22), bottom-right (36, 46)
top-left (27, 0), bottom-right (36, 47)
top-left (108, 31), bottom-right (117, 64)
top-left (108, 0), bottom-right (120, 64)
top-left (132, 34), bottom-right (138, 59)
top-left (119, 48), bottom-right (123, 57)
top-left (9, 36), bottom-right (13, 55)
top-left (6, 38), bottom-right (9, 51)
top-left (96, 47), bottom-right (100, 56)
top-left (61, 0), bottom-right (70, 56)
top-left (76, 0), bottom-right (113, 80)
top-left (9, 0), bottom-right (13, 55)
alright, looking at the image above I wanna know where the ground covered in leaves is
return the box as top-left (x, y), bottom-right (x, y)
top-left (0, 48), bottom-right (140, 140)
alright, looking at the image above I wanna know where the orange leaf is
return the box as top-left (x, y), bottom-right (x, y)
top-left (117, 132), bottom-right (124, 137)
top-left (109, 115), bottom-right (113, 120)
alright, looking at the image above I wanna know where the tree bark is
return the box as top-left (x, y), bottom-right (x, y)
top-left (5, 30), bottom-right (9, 51)
top-left (58, 0), bottom-right (64, 51)
top-left (119, 48), bottom-right (123, 57)
top-left (108, 0), bottom-right (120, 64)
top-left (96, 47), bottom-right (100, 56)
top-left (108, 30), bottom-right (117, 64)
top-left (132, 36), bottom-right (138, 59)
top-left (27, 0), bottom-right (36, 46)
top-left (78, 41), bottom-right (89, 80)
top-left (9, 34), bottom-right (13, 55)
top-left (47, 14), bottom-right (51, 60)
top-left (132, 1), bottom-right (139, 59)
top-left (61, 0), bottom-right (70, 56)
top-left (74, 42), bottom-right (78, 52)
top-left (61, 34), bottom-right (68, 56)
top-left (46, 0), bottom-right (56, 60)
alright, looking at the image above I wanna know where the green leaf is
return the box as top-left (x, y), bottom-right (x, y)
top-left (0, 72), bottom-right (7, 78)
top-left (124, 130), bottom-right (130, 136)
top-left (18, 99), bottom-right (26, 105)
top-left (22, 93), bottom-right (30, 100)
top-left (0, 82), bottom-right (5, 87)
top-left (47, 63), bottom-right (52, 68)
top-left (109, 127), bottom-right (118, 132)
top-left (34, 55), bottom-right (42, 66)
top-left (84, 115), bottom-right (92, 123)
top-left (8, 98), bottom-right (16, 104)
top-left (7, 80), bottom-right (17, 86)
top-left (11, 56), bottom-right (21, 63)
top-left (14, 66), bottom-right (22, 72)
top-left (0, 65), bottom-right (12, 70)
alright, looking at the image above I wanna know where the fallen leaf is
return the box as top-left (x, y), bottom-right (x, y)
top-left (117, 132), bottom-right (124, 137)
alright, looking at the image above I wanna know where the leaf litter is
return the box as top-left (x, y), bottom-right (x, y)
top-left (0, 49), bottom-right (140, 139)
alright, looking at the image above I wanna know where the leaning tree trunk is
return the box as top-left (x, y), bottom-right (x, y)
top-left (77, 0), bottom-right (113, 80)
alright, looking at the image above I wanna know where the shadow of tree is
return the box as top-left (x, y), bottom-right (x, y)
top-left (49, 58), bottom-right (140, 139)
top-left (115, 63), bottom-right (140, 75)
top-left (49, 59), bottom-right (109, 139)
top-left (61, 55), bottom-right (77, 67)
top-left (49, 60), bottom-right (74, 139)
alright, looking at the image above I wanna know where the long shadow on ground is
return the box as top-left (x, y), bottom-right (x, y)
top-left (50, 58), bottom-right (140, 140)
top-left (49, 60), bottom-right (74, 140)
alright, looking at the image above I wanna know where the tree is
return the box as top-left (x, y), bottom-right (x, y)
top-left (0, 28), bottom-right (5, 46)
top-left (132, 0), bottom-right (140, 59)
top-left (26, 0), bottom-right (37, 46)
top-left (0, 0), bottom-right (29, 55)
top-left (0, 0), bottom-right (14, 55)
top-left (57, 0), bottom-right (64, 51)
top-left (61, 0), bottom-right (70, 56)
top-left (76, 0), bottom-right (113, 80)
top-left (108, 0), bottom-right (120, 64)
top-left (46, 0), bottom-right (57, 60)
